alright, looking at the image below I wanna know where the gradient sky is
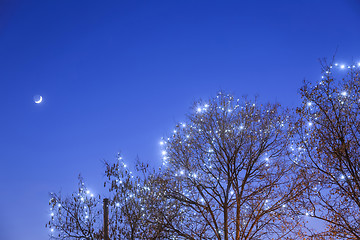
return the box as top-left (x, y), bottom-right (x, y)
top-left (0, 1), bottom-right (360, 239)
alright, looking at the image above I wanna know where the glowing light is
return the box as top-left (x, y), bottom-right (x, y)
top-left (341, 91), bottom-right (347, 96)
top-left (160, 141), bottom-right (164, 145)
top-left (335, 63), bottom-right (338, 66)
top-left (161, 150), bottom-right (167, 156)
top-left (180, 170), bottom-right (184, 175)
top-left (307, 102), bottom-right (312, 107)
top-left (51, 228), bottom-right (54, 232)
top-left (197, 107), bottom-right (202, 113)
top-left (340, 65), bottom-right (345, 69)
top-left (86, 190), bottom-right (90, 194)
top-left (308, 122), bottom-right (313, 127)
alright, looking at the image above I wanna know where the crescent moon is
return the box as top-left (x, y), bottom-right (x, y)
top-left (35, 96), bottom-right (43, 104)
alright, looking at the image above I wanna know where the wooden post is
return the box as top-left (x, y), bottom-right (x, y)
top-left (103, 198), bottom-right (109, 240)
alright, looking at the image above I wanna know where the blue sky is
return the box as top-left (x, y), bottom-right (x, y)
top-left (0, 1), bottom-right (359, 239)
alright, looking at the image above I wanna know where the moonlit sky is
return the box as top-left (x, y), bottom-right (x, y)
top-left (0, 1), bottom-right (360, 239)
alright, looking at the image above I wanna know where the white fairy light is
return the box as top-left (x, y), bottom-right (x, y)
top-left (161, 150), bottom-right (167, 156)
top-left (160, 141), bottom-right (164, 145)
top-left (341, 91), bottom-right (347, 96)
top-left (180, 170), bottom-right (184, 175)
top-left (86, 190), bottom-right (90, 194)
top-left (51, 228), bottom-right (54, 232)
top-left (307, 102), bottom-right (312, 107)
top-left (335, 63), bottom-right (338, 66)
top-left (308, 122), bottom-right (313, 127)
top-left (340, 65), bottom-right (345, 69)
top-left (197, 107), bottom-right (202, 113)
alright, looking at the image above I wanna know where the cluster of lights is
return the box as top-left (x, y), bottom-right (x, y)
top-left (49, 185), bottom-right (97, 235)
top-left (332, 62), bottom-right (360, 69)
top-left (292, 60), bottom-right (360, 220)
top-left (158, 92), bottom-right (300, 237)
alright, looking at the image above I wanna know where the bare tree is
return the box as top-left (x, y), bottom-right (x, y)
top-left (46, 176), bottom-right (103, 240)
top-left (47, 157), bottom-right (179, 239)
top-left (294, 61), bottom-right (360, 239)
top-left (161, 92), bottom-right (305, 240)
top-left (104, 156), bottom-right (180, 239)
